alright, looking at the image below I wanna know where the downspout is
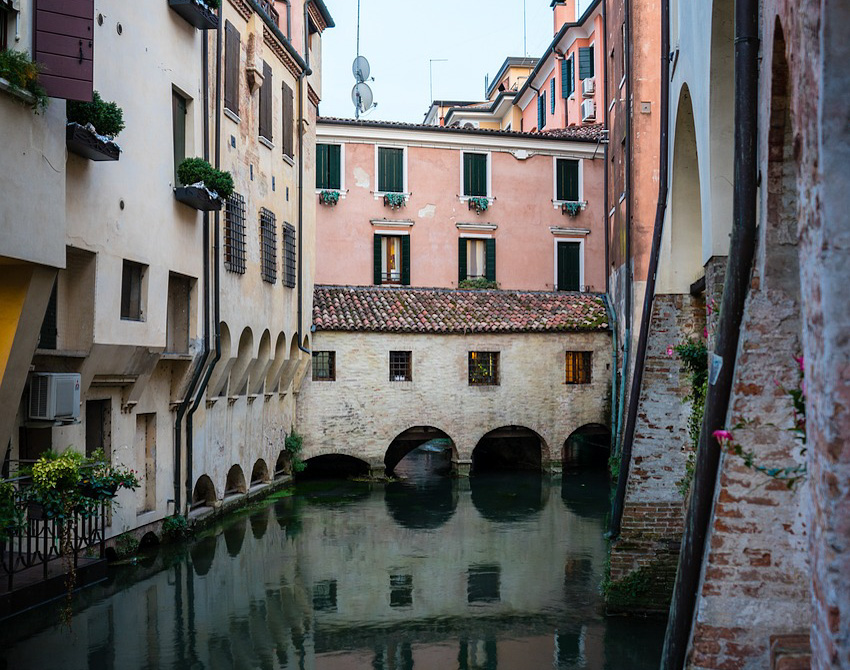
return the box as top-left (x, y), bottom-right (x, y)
top-left (173, 19), bottom-right (214, 514)
top-left (660, 0), bottom-right (759, 665)
top-left (185, 10), bottom-right (224, 510)
top-left (296, 1), bottom-right (314, 357)
top-left (610, 0), bottom-right (670, 535)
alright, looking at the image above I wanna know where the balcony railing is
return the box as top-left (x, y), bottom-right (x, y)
top-left (257, 0), bottom-right (280, 27)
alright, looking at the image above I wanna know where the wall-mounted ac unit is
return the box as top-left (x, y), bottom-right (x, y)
top-left (29, 373), bottom-right (81, 422)
top-left (581, 99), bottom-right (597, 122)
top-left (582, 77), bottom-right (596, 97)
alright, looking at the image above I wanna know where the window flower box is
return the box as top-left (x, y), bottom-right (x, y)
top-left (383, 192), bottom-right (406, 210)
top-left (468, 196), bottom-right (490, 215)
top-left (561, 201), bottom-right (587, 217)
top-left (175, 157), bottom-right (233, 211)
top-left (168, 0), bottom-right (219, 30)
top-left (174, 186), bottom-right (224, 211)
top-left (66, 122), bottom-right (121, 161)
top-left (319, 190), bottom-right (340, 206)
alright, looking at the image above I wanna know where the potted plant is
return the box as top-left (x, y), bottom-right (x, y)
top-left (78, 460), bottom-right (140, 501)
top-left (66, 91), bottom-right (124, 161)
top-left (168, 0), bottom-right (220, 30)
top-left (0, 49), bottom-right (48, 113)
top-left (383, 192), bottom-right (406, 210)
top-left (561, 201), bottom-right (583, 217)
top-left (175, 157), bottom-right (234, 211)
top-left (468, 196), bottom-right (489, 215)
top-left (319, 189), bottom-right (340, 206)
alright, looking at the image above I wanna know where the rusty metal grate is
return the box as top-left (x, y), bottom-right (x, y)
top-left (260, 208), bottom-right (277, 284)
top-left (224, 193), bottom-right (246, 274)
top-left (389, 351), bottom-right (412, 382)
top-left (468, 351), bottom-right (499, 385)
top-left (283, 222), bottom-right (296, 288)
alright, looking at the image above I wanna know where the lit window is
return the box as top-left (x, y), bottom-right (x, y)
top-left (312, 351), bottom-right (335, 381)
top-left (468, 352), bottom-right (499, 386)
top-left (389, 351), bottom-right (412, 382)
top-left (565, 351), bottom-right (592, 384)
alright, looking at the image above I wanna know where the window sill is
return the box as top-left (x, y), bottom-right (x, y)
top-left (316, 188), bottom-right (346, 200)
top-left (0, 76), bottom-right (36, 106)
top-left (553, 199), bottom-right (588, 211)
top-left (282, 154), bottom-right (295, 167)
top-left (223, 107), bottom-right (241, 124)
top-left (259, 136), bottom-right (274, 150)
top-left (458, 195), bottom-right (494, 204)
top-left (161, 352), bottom-right (194, 361)
top-left (120, 316), bottom-right (145, 323)
top-left (373, 191), bottom-right (411, 201)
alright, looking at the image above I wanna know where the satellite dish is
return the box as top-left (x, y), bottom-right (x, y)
top-left (352, 82), bottom-right (374, 113)
top-left (352, 56), bottom-right (370, 83)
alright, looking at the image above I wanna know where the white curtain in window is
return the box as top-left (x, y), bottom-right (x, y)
top-left (382, 236), bottom-right (401, 282)
top-left (467, 239), bottom-right (486, 279)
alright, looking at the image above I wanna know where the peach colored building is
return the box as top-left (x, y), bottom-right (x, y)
top-left (314, 118), bottom-right (605, 293)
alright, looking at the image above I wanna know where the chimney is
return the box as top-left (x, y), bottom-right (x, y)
top-left (553, 0), bottom-right (577, 32)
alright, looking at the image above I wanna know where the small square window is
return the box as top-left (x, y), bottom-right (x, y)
top-left (121, 260), bottom-right (146, 321)
top-left (389, 351), bottom-right (412, 382)
top-left (312, 351), bottom-right (335, 381)
top-left (390, 574), bottom-right (413, 608)
top-left (565, 351), bottom-right (592, 384)
top-left (468, 352), bottom-right (499, 386)
top-left (313, 580), bottom-right (337, 612)
top-left (467, 565), bottom-right (500, 603)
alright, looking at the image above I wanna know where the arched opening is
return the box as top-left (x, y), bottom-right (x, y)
top-left (192, 474), bottom-right (217, 509)
top-left (470, 471), bottom-right (548, 523)
top-left (223, 517), bottom-right (247, 557)
top-left (472, 425), bottom-right (546, 473)
top-left (265, 332), bottom-right (289, 393)
top-left (384, 477), bottom-right (458, 530)
top-left (562, 424), bottom-right (611, 470)
top-left (139, 531), bottom-right (160, 549)
top-left (224, 465), bottom-right (247, 496)
top-left (385, 426), bottom-right (456, 477)
top-left (561, 424), bottom-right (612, 519)
top-left (274, 450), bottom-right (288, 478)
top-left (298, 454), bottom-right (370, 480)
top-left (250, 459), bottom-right (269, 486)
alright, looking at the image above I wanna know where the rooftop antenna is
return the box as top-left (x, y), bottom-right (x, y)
top-left (429, 58), bottom-right (448, 102)
top-left (523, 0), bottom-right (527, 56)
top-left (352, 0), bottom-right (376, 118)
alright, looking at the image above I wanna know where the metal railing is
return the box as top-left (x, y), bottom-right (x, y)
top-left (257, 0), bottom-right (280, 26)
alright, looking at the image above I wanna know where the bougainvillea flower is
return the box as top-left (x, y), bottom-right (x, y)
top-left (712, 429), bottom-right (733, 442)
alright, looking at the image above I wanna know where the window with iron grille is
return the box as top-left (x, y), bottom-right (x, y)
top-left (565, 351), bottom-right (592, 384)
top-left (259, 208), bottom-right (277, 283)
top-left (468, 351), bottom-right (499, 386)
top-left (389, 351), bottom-right (412, 382)
top-left (282, 222), bottom-right (296, 288)
top-left (224, 193), bottom-right (246, 274)
top-left (312, 351), bottom-right (335, 381)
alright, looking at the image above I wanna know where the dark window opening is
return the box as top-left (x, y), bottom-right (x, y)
top-left (468, 565), bottom-right (501, 603)
top-left (313, 580), bottom-right (337, 612)
top-left (312, 351), bottom-right (335, 381)
top-left (121, 260), bottom-right (145, 321)
top-left (225, 193), bottom-right (247, 274)
top-left (556, 241), bottom-right (581, 291)
top-left (166, 273), bottom-right (192, 354)
top-left (282, 222), bottom-right (296, 288)
top-left (468, 351), bottom-right (499, 386)
top-left (566, 351), bottom-right (592, 384)
top-left (38, 280), bottom-right (58, 350)
top-left (390, 574), bottom-right (413, 608)
top-left (172, 92), bottom-right (187, 184)
top-left (259, 208), bottom-right (277, 284)
top-left (389, 351), bottom-right (412, 382)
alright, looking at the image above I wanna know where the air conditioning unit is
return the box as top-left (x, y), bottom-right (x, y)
top-left (581, 99), bottom-right (597, 122)
top-left (582, 77), bottom-right (596, 97)
top-left (29, 373), bottom-right (81, 422)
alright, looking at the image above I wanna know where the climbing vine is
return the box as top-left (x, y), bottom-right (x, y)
top-left (670, 337), bottom-right (708, 496)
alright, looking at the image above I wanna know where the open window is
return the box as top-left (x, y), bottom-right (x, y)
top-left (458, 238), bottom-right (496, 283)
top-left (373, 234), bottom-right (410, 285)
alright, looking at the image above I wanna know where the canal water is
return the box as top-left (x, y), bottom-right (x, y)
top-left (0, 449), bottom-right (665, 669)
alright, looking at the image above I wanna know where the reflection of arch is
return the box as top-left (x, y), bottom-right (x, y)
top-left (192, 475), bottom-right (217, 508)
top-left (250, 506), bottom-right (270, 539)
top-left (139, 531), bottom-right (160, 548)
top-left (299, 454), bottom-right (370, 480)
top-left (470, 472), bottom-right (547, 522)
top-left (249, 329), bottom-right (272, 395)
top-left (229, 327), bottom-right (255, 396)
top-left (223, 517), bottom-right (247, 557)
top-left (225, 465), bottom-right (247, 496)
top-left (561, 469), bottom-right (612, 520)
top-left (472, 425), bottom-right (546, 473)
top-left (384, 476), bottom-right (458, 530)
top-left (385, 426), bottom-right (456, 475)
top-left (563, 423), bottom-right (611, 470)
top-left (250, 459), bottom-right (269, 486)
top-left (208, 322), bottom-right (233, 397)
top-left (190, 534), bottom-right (218, 577)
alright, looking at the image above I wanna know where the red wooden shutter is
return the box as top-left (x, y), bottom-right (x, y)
top-left (34, 0), bottom-right (94, 101)
top-left (282, 81), bottom-right (294, 158)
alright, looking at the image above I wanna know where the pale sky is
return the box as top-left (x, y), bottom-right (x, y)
top-left (318, 1), bottom-right (591, 123)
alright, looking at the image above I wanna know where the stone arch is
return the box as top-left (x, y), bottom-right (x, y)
top-left (208, 322), bottom-right (233, 398)
top-left (300, 453), bottom-right (370, 479)
top-left (384, 426), bottom-right (457, 476)
top-left (224, 464), bottom-right (247, 496)
top-left (192, 474), bottom-right (217, 508)
top-left (248, 329), bottom-right (272, 395)
top-left (472, 425), bottom-right (549, 473)
top-left (139, 531), bottom-right (160, 548)
top-left (274, 450), bottom-right (288, 478)
top-left (562, 423), bottom-right (611, 470)
top-left (250, 458), bottom-right (269, 486)
top-left (229, 327), bottom-right (254, 396)
top-left (265, 331), bottom-right (289, 393)
top-left (277, 334), bottom-right (302, 393)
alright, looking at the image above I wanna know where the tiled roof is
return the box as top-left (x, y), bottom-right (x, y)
top-left (318, 117), bottom-right (604, 143)
top-left (313, 285), bottom-right (610, 334)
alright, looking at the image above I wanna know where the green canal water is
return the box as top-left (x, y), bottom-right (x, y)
top-left (0, 450), bottom-right (665, 669)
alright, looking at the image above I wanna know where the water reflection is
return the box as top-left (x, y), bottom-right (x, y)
top-left (561, 470), bottom-right (612, 520)
top-left (385, 446), bottom-right (457, 529)
top-left (0, 454), bottom-right (665, 669)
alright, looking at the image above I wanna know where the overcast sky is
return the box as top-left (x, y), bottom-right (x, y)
top-left (318, 1), bottom-right (590, 123)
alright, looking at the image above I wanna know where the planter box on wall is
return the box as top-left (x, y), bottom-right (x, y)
top-left (66, 123), bottom-right (120, 161)
top-left (168, 0), bottom-right (219, 30)
top-left (174, 186), bottom-right (223, 211)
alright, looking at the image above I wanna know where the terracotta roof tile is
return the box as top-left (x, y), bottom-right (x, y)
top-left (313, 285), bottom-right (610, 334)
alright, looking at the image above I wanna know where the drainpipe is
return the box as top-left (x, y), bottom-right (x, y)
top-left (173, 19), bottom-right (215, 514)
top-left (185, 10), bottom-right (224, 511)
top-left (660, 0), bottom-right (759, 665)
top-left (609, 0), bottom-right (671, 536)
top-left (296, 1), bottom-right (314, 357)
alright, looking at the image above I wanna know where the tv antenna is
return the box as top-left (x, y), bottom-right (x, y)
top-left (353, 0), bottom-right (376, 118)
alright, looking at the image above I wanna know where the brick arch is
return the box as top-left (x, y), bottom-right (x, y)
top-left (472, 424), bottom-right (551, 473)
top-left (384, 425), bottom-right (458, 476)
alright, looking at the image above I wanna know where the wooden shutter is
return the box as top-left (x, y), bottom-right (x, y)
top-left (458, 238), bottom-right (467, 283)
top-left (172, 92), bottom-right (187, 183)
top-left (537, 94), bottom-right (544, 129)
top-left (569, 56), bottom-right (575, 96)
top-left (485, 239), bottom-right (496, 282)
top-left (557, 242), bottom-right (581, 291)
top-left (401, 236), bottom-right (410, 285)
top-left (373, 235), bottom-right (382, 285)
top-left (379, 147), bottom-right (403, 192)
top-left (557, 159), bottom-right (580, 201)
top-left (316, 143), bottom-right (327, 188)
top-left (224, 21), bottom-right (240, 114)
top-left (579, 46), bottom-right (594, 80)
top-left (463, 153), bottom-right (487, 197)
top-left (259, 61), bottom-right (272, 141)
top-left (561, 59), bottom-right (570, 98)
top-left (550, 78), bottom-right (556, 114)
top-left (282, 82), bottom-right (294, 158)
top-left (328, 145), bottom-right (341, 189)
top-left (34, 0), bottom-right (94, 101)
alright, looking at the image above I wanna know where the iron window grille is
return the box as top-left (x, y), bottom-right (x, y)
top-left (565, 351), bottom-right (592, 384)
top-left (283, 222), bottom-right (296, 288)
top-left (468, 351), bottom-right (499, 386)
top-left (259, 208), bottom-right (277, 283)
top-left (390, 574), bottom-right (413, 608)
top-left (312, 351), bottom-right (335, 381)
top-left (389, 351), bottom-right (412, 382)
top-left (224, 193), bottom-right (246, 274)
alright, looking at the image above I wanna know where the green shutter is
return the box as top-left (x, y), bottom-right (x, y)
top-left (316, 144), bottom-right (327, 188)
top-left (379, 147), bottom-right (403, 192)
top-left (561, 59), bottom-right (569, 98)
top-left (538, 94), bottom-right (545, 129)
top-left (463, 153), bottom-right (487, 197)
top-left (458, 238), bottom-right (467, 282)
top-left (569, 56), bottom-right (575, 96)
top-left (374, 234), bottom-right (382, 285)
top-left (557, 242), bottom-right (581, 291)
top-left (328, 145), bottom-right (341, 189)
top-left (401, 236), bottom-right (410, 285)
top-left (579, 46), bottom-right (593, 80)
top-left (557, 159), bottom-right (580, 201)
top-left (485, 239), bottom-right (496, 282)
top-left (550, 78), bottom-right (556, 114)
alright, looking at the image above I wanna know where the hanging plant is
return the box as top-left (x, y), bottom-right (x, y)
top-left (0, 49), bottom-right (49, 113)
top-left (383, 192), bottom-right (406, 210)
top-left (319, 190), bottom-right (340, 206)
top-left (468, 196), bottom-right (489, 214)
top-left (561, 201), bottom-right (582, 217)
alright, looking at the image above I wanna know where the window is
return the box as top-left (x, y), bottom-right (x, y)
top-left (312, 351), bottom-right (335, 381)
top-left (282, 81), bottom-right (294, 158)
top-left (462, 152), bottom-right (488, 197)
top-left (468, 352), bottom-right (499, 386)
top-left (224, 193), bottom-right (246, 274)
top-left (121, 260), bottom-right (146, 321)
top-left (550, 78), bottom-right (556, 114)
top-left (561, 55), bottom-right (574, 98)
top-left (390, 574), bottom-right (413, 608)
top-left (377, 147), bottom-right (404, 193)
top-left (373, 234), bottom-right (410, 285)
top-left (555, 158), bottom-right (580, 202)
top-left (166, 273), bottom-right (192, 354)
top-left (312, 580), bottom-right (337, 612)
top-left (0, 4), bottom-right (12, 52)
top-left (556, 241), bottom-right (582, 291)
top-left (565, 351), bottom-right (592, 384)
top-left (316, 143), bottom-right (341, 190)
top-left (282, 222), bottom-right (296, 288)
top-left (224, 21), bottom-right (240, 115)
top-left (389, 351), bottom-right (412, 382)
top-left (537, 92), bottom-right (546, 130)
top-left (172, 91), bottom-right (187, 183)
top-left (259, 208), bottom-right (277, 283)
top-left (458, 238), bottom-right (496, 282)
top-left (467, 565), bottom-right (501, 603)
top-left (259, 61), bottom-right (272, 142)
top-left (579, 45), bottom-right (595, 80)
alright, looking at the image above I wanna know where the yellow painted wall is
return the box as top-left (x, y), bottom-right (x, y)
top-left (0, 264), bottom-right (33, 382)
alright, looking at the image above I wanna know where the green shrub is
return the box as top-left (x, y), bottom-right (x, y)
top-left (458, 278), bottom-right (499, 290)
top-left (67, 90), bottom-right (125, 138)
top-left (0, 49), bottom-right (48, 112)
top-left (177, 157), bottom-right (234, 198)
top-left (162, 514), bottom-right (191, 541)
top-left (285, 429), bottom-right (306, 473)
top-left (114, 533), bottom-right (139, 559)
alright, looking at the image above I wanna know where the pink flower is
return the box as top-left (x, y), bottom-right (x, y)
top-left (713, 429), bottom-right (733, 443)
top-left (794, 355), bottom-right (804, 372)
top-left (666, 346), bottom-right (674, 357)
top-left (703, 326), bottom-right (708, 339)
